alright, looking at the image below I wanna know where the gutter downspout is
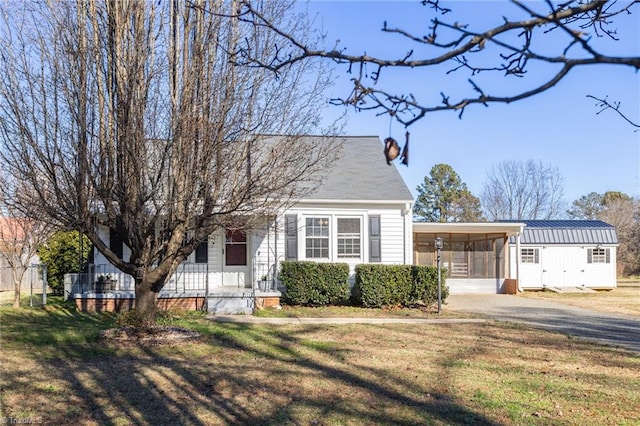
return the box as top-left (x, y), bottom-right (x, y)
top-left (515, 232), bottom-right (522, 292)
top-left (403, 203), bottom-right (411, 264)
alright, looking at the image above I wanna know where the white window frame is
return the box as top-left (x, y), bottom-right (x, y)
top-left (336, 217), bottom-right (362, 259)
top-left (590, 248), bottom-right (608, 264)
top-left (301, 214), bottom-right (366, 262)
top-left (521, 248), bottom-right (539, 264)
top-left (305, 216), bottom-right (330, 259)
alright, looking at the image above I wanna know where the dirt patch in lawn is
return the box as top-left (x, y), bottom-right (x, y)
top-left (100, 326), bottom-right (201, 345)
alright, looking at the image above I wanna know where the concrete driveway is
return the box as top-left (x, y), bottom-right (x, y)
top-left (446, 294), bottom-right (640, 352)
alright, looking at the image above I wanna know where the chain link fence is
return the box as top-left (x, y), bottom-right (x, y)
top-left (0, 264), bottom-right (48, 307)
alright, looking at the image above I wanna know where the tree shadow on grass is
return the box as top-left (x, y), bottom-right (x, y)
top-left (1, 305), bottom-right (506, 425)
top-left (4, 304), bottom-right (639, 424)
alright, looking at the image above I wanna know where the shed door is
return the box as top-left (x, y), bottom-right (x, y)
top-left (541, 247), bottom-right (566, 288)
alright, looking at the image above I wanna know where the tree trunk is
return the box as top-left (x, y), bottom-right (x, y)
top-left (12, 269), bottom-right (25, 309)
top-left (13, 279), bottom-right (21, 309)
top-left (134, 277), bottom-right (158, 326)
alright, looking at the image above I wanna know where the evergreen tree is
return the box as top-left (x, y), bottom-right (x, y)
top-left (414, 164), bottom-right (484, 222)
top-left (38, 231), bottom-right (92, 295)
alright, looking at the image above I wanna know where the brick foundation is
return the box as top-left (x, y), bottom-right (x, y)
top-left (75, 296), bottom-right (206, 312)
top-left (255, 296), bottom-right (281, 309)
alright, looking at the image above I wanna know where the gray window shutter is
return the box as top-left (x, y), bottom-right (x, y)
top-left (369, 215), bottom-right (381, 263)
top-left (109, 229), bottom-right (123, 260)
top-left (606, 248), bottom-right (610, 264)
top-left (587, 249), bottom-right (593, 264)
top-left (284, 215), bottom-right (298, 260)
top-left (534, 249), bottom-right (539, 264)
top-left (195, 238), bottom-right (208, 264)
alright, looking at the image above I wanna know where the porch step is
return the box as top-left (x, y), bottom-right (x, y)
top-left (207, 288), bottom-right (254, 314)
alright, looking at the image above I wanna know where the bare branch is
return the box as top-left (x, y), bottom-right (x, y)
top-left (237, 0), bottom-right (639, 126)
top-left (587, 95), bottom-right (640, 130)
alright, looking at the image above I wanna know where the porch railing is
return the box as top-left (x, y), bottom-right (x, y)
top-left (64, 263), bottom-right (209, 299)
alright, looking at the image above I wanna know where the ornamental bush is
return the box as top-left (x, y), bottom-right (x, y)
top-left (411, 265), bottom-right (448, 307)
top-left (279, 261), bottom-right (350, 306)
top-left (351, 264), bottom-right (413, 307)
top-left (352, 264), bottom-right (447, 308)
top-left (38, 231), bottom-right (92, 295)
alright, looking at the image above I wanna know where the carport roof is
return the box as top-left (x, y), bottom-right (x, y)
top-left (413, 222), bottom-right (525, 236)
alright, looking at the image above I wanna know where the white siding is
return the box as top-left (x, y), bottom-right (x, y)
top-left (510, 245), bottom-right (617, 289)
top-left (447, 279), bottom-right (504, 295)
top-left (583, 246), bottom-right (617, 288)
top-left (283, 203), bottom-right (410, 265)
top-left (89, 202), bottom-right (413, 292)
top-left (251, 219), bottom-right (282, 286)
top-left (369, 208), bottom-right (408, 264)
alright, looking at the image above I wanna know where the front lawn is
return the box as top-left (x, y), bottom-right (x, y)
top-left (519, 281), bottom-right (640, 317)
top-left (253, 304), bottom-right (470, 318)
top-left (1, 298), bottom-right (639, 425)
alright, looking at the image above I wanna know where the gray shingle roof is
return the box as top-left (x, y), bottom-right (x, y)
top-left (302, 136), bottom-right (413, 202)
top-left (504, 220), bottom-right (618, 245)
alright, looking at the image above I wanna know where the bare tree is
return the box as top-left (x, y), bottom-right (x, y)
top-left (0, 0), bottom-right (338, 324)
top-left (600, 196), bottom-right (640, 276)
top-left (569, 191), bottom-right (640, 275)
top-left (481, 160), bottom-right (565, 220)
top-left (237, 0), bottom-right (639, 126)
top-left (0, 211), bottom-right (51, 308)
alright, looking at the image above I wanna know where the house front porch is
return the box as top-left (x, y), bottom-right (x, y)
top-left (64, 263), bottom-right (281, 314)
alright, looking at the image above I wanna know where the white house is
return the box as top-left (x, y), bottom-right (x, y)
top-left (70, 136), bottom-right (414, 312)
top-left (507, 220), bottom-right (618, 290)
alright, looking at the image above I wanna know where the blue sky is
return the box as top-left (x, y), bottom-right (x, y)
top-left (303, 1), bottom-right (640, 211)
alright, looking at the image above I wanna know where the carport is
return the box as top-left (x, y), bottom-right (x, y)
top-left (413, 222), bottom-right (524, 294)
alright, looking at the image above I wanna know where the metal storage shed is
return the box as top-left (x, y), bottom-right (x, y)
top-left (507, 220), bottom-right (618, 290)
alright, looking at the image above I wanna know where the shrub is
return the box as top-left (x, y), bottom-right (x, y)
top-left (352, 264), bottom-right (448, 308)
top-left (411, 265), bottom-right (448, 307)
top-left (279, 261), bottom-right (350, 306)
top-left (351, 264), bottom-right (413, 307)
top-left (38, 231), bottom-right (92, 295)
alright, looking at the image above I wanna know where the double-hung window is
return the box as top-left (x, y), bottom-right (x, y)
top-left (305, 217), bottom-right (329, 258)
top-left (337, 218), bottom-right (361, 258)
top-left (588, 248), bottom-right (609, 264)
top-left (521, 248), bottom-right (539, 264)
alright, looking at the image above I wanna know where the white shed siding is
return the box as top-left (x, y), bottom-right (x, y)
top-left (510, 244), bottom-right (617, 289)
top-left (583, 246), bottom-right (617, 288)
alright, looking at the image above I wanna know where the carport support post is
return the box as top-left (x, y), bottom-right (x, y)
top-left (435, 237), bottom-right (443, 314)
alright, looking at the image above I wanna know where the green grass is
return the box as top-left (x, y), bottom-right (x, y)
top-left (0, 298), bottom-right (116, 358)
top-left (254, 303), bottom-right (468, 318)
top-left (1, 298), bottom-right (639, 425)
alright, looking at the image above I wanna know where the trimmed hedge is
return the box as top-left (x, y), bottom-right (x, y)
top-left (352, 264), bottom-right (448, 308)
top-left (411, 265), bottom-right (449, 307)
top-left (351, 264), bottom-right (412, 308)
top-left (279, 261), bottom-right (350, 306)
